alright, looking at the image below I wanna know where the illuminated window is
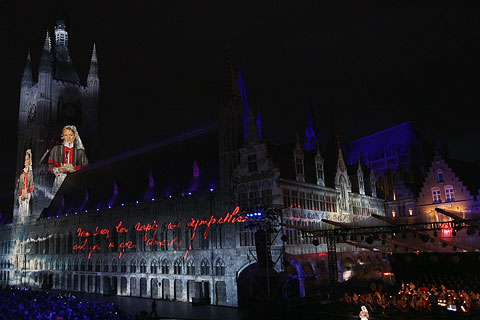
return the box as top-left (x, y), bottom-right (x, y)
top-left (186, 259), bottom-right (195, 275)
top-left (437, 172), bottom-right (444, 183)
top-left (248, 154), bottom-right (258, 173)
top-left (174, 259), bottom-right (182, 274)
top-left (200, 259), bottom-right (210, 275)
top-left (150, 260), bottom-right (158, 274)
top-left (432, 188), bottom-right (441, 203)
top-left (392, 211), bottom-right (396, 218)
top-left (215, 259), bottom-right (226, 276)
top-left (409, 209), bottom-right (413, 216)
top-left (445, 186), bottom-right (455, 202)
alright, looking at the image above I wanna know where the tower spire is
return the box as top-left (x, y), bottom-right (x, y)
top-left (21, 50), bottom-right (33, 86)
top-left (87, 43), bottom-right (98, 79)
top-left (304, 93), bottom-right (318, 151)
top-left (39, 31), bottom-right (52, 73)
top-left (238, 65), bottom-right (250, 139)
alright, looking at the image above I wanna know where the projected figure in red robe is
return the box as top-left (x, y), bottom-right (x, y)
top-left (48, 125), bottom-right (88, 192)
top-left (17, 149), bottom-right (34, 221)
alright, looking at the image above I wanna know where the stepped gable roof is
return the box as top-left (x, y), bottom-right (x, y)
top-left (346, 121), bottom-right (418, 165)
top-left (445, 158), bottom-right (480, 196)
top-left (41, 126), bottom-right (219, 218)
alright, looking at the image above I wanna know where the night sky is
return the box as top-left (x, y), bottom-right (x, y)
top-left (0, 0), bottom-right (479, 194)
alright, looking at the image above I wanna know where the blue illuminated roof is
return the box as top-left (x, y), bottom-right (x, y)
top-left (346, 121), bottom-right (418, 165)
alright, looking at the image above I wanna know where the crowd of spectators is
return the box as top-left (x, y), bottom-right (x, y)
top-left (0, 286), bottom-right (133, 320)
top-left (343, 280), bottom-right (480, 318)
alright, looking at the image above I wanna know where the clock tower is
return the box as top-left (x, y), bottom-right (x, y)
top-left (15, 11), bottom-right (99, 224)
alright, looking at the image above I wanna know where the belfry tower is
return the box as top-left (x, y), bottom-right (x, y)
top-left (14, 11), bottom-right (99, 224)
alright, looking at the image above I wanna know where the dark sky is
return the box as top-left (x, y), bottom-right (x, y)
top-left (0, 0), bottom-right (479, 193)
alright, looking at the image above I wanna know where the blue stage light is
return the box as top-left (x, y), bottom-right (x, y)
top-left (210, 188), bottom-right (214, 192)
top-left (136, 201), bottom-right (139, 204)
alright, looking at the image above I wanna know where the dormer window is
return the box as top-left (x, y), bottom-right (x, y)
top-left (295, 157), bottom-right (304, 176)
top-left (432, 188), bottom-right (441, 204)
top-left (437, 172), bottom-right (444, 183)
top-left (316, 163), bottom-right (324, 182)
top-left (248, 154), bottom-right (257, 173)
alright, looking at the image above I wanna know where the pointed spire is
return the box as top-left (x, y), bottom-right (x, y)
top-left (39, 31), bottom-right (52, 73)
top-left (256, 108), bottom-right (263, 138)
top-left (238, 65), bottom-right (250, 139)
top-left (223, 35), bottom-right (241, 106)
top-left (88, 43), bottom-right (98, 80)
top-left (245, 106), bottom-right (260, 145)
top-left (304, 92), bottom-right (318, 150)
top-left (21, 50), bottom-right (33, 86)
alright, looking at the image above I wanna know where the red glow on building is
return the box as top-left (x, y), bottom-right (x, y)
top-left (441, 228), bottom-right (453, 237)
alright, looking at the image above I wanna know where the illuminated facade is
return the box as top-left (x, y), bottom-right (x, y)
top-left (0, 16), bottom-right (386, 307)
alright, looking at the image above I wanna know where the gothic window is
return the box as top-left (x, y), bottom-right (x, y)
top-left (215, 259), bottom-right (226, 276)
top-left (88, 260), bottom-right (93, 271)
top-left (121, 260), bottom-right (127, 273)
top-left (112, 259), bottom-right (118, 272)
top-left (151, 260), bottom-right (158, 274)
top-left (248, 154), bottom-right (258, 173)
top-left (437, 172), bottom-right (444, 183)
top-left (80, 260), bottom-right (86, 271)
top-left (95, 259), bottom-right (101, 272)
top-left (445, 186), bottom-right (455, 202)
top-left (140, 260), bottom-right (147, 273)
top-left (432, 188), bottom-right (442, 204)
top-left (103, 259), bottom-right (109, 272)
top-left (130, 259), bottom-right (137, 273)
top-left (186, 259), bottom-right (195, 275)
top-left (161, 259), bottom-right (169, 274)
top-left (174, 259), bottom-right (182, 275)
top-left (200, 259), bottom-right (210, 276)
top-left (339, 176), bottom-right (349, 211)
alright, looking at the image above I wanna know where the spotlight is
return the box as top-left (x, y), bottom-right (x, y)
top-left (136, 201), bottom-right (139, 204)
top-left (312, 239), bottom-right (320, 246)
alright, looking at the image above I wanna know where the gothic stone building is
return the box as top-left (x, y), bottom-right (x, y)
top-left (0, 16), bottom-right (385, 307)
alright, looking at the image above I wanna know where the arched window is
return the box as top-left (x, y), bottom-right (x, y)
top-left (121, 260), bottom-right (127, 273)
top-left (186, 259), bottom-right (195, 275)
top-left (80, 259), bottom-right (86, 271)
top-left (130, 259), bottom-right (137, 273)
top-left (174, 259), bottom-right (182, 275)
top-left (112, 259), bottom-right (118, 272)
top-left (95, 259), bottom-right (101, 272)
top-left (215, 259), bottom-right (226, 276)
top-left (161, 259), bottom-right (169, 274)
top-left (103, 259), bottom-right (109, 272)
top-left (140, 260), bottom-right (147, 273)
top-left (150, 260), bottom-right (158, 274)
top-left (200, 259), bottom-right (210, 275)
top-left (87, 260), bottom-right (93, 271)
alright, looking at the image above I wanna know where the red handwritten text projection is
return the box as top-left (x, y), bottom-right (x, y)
top-left (135, 220), bottom-right (158, 241)
top-left (115, 221), bottom-right (129, 233)
top-left (93, 227), bottom-right (110, 239)
top-left (73, 206), bottom-right (247, 259)
top-left (73, 239), bottom-right (88, 251)
top-left (168, 222), bottom-right (180, 230)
